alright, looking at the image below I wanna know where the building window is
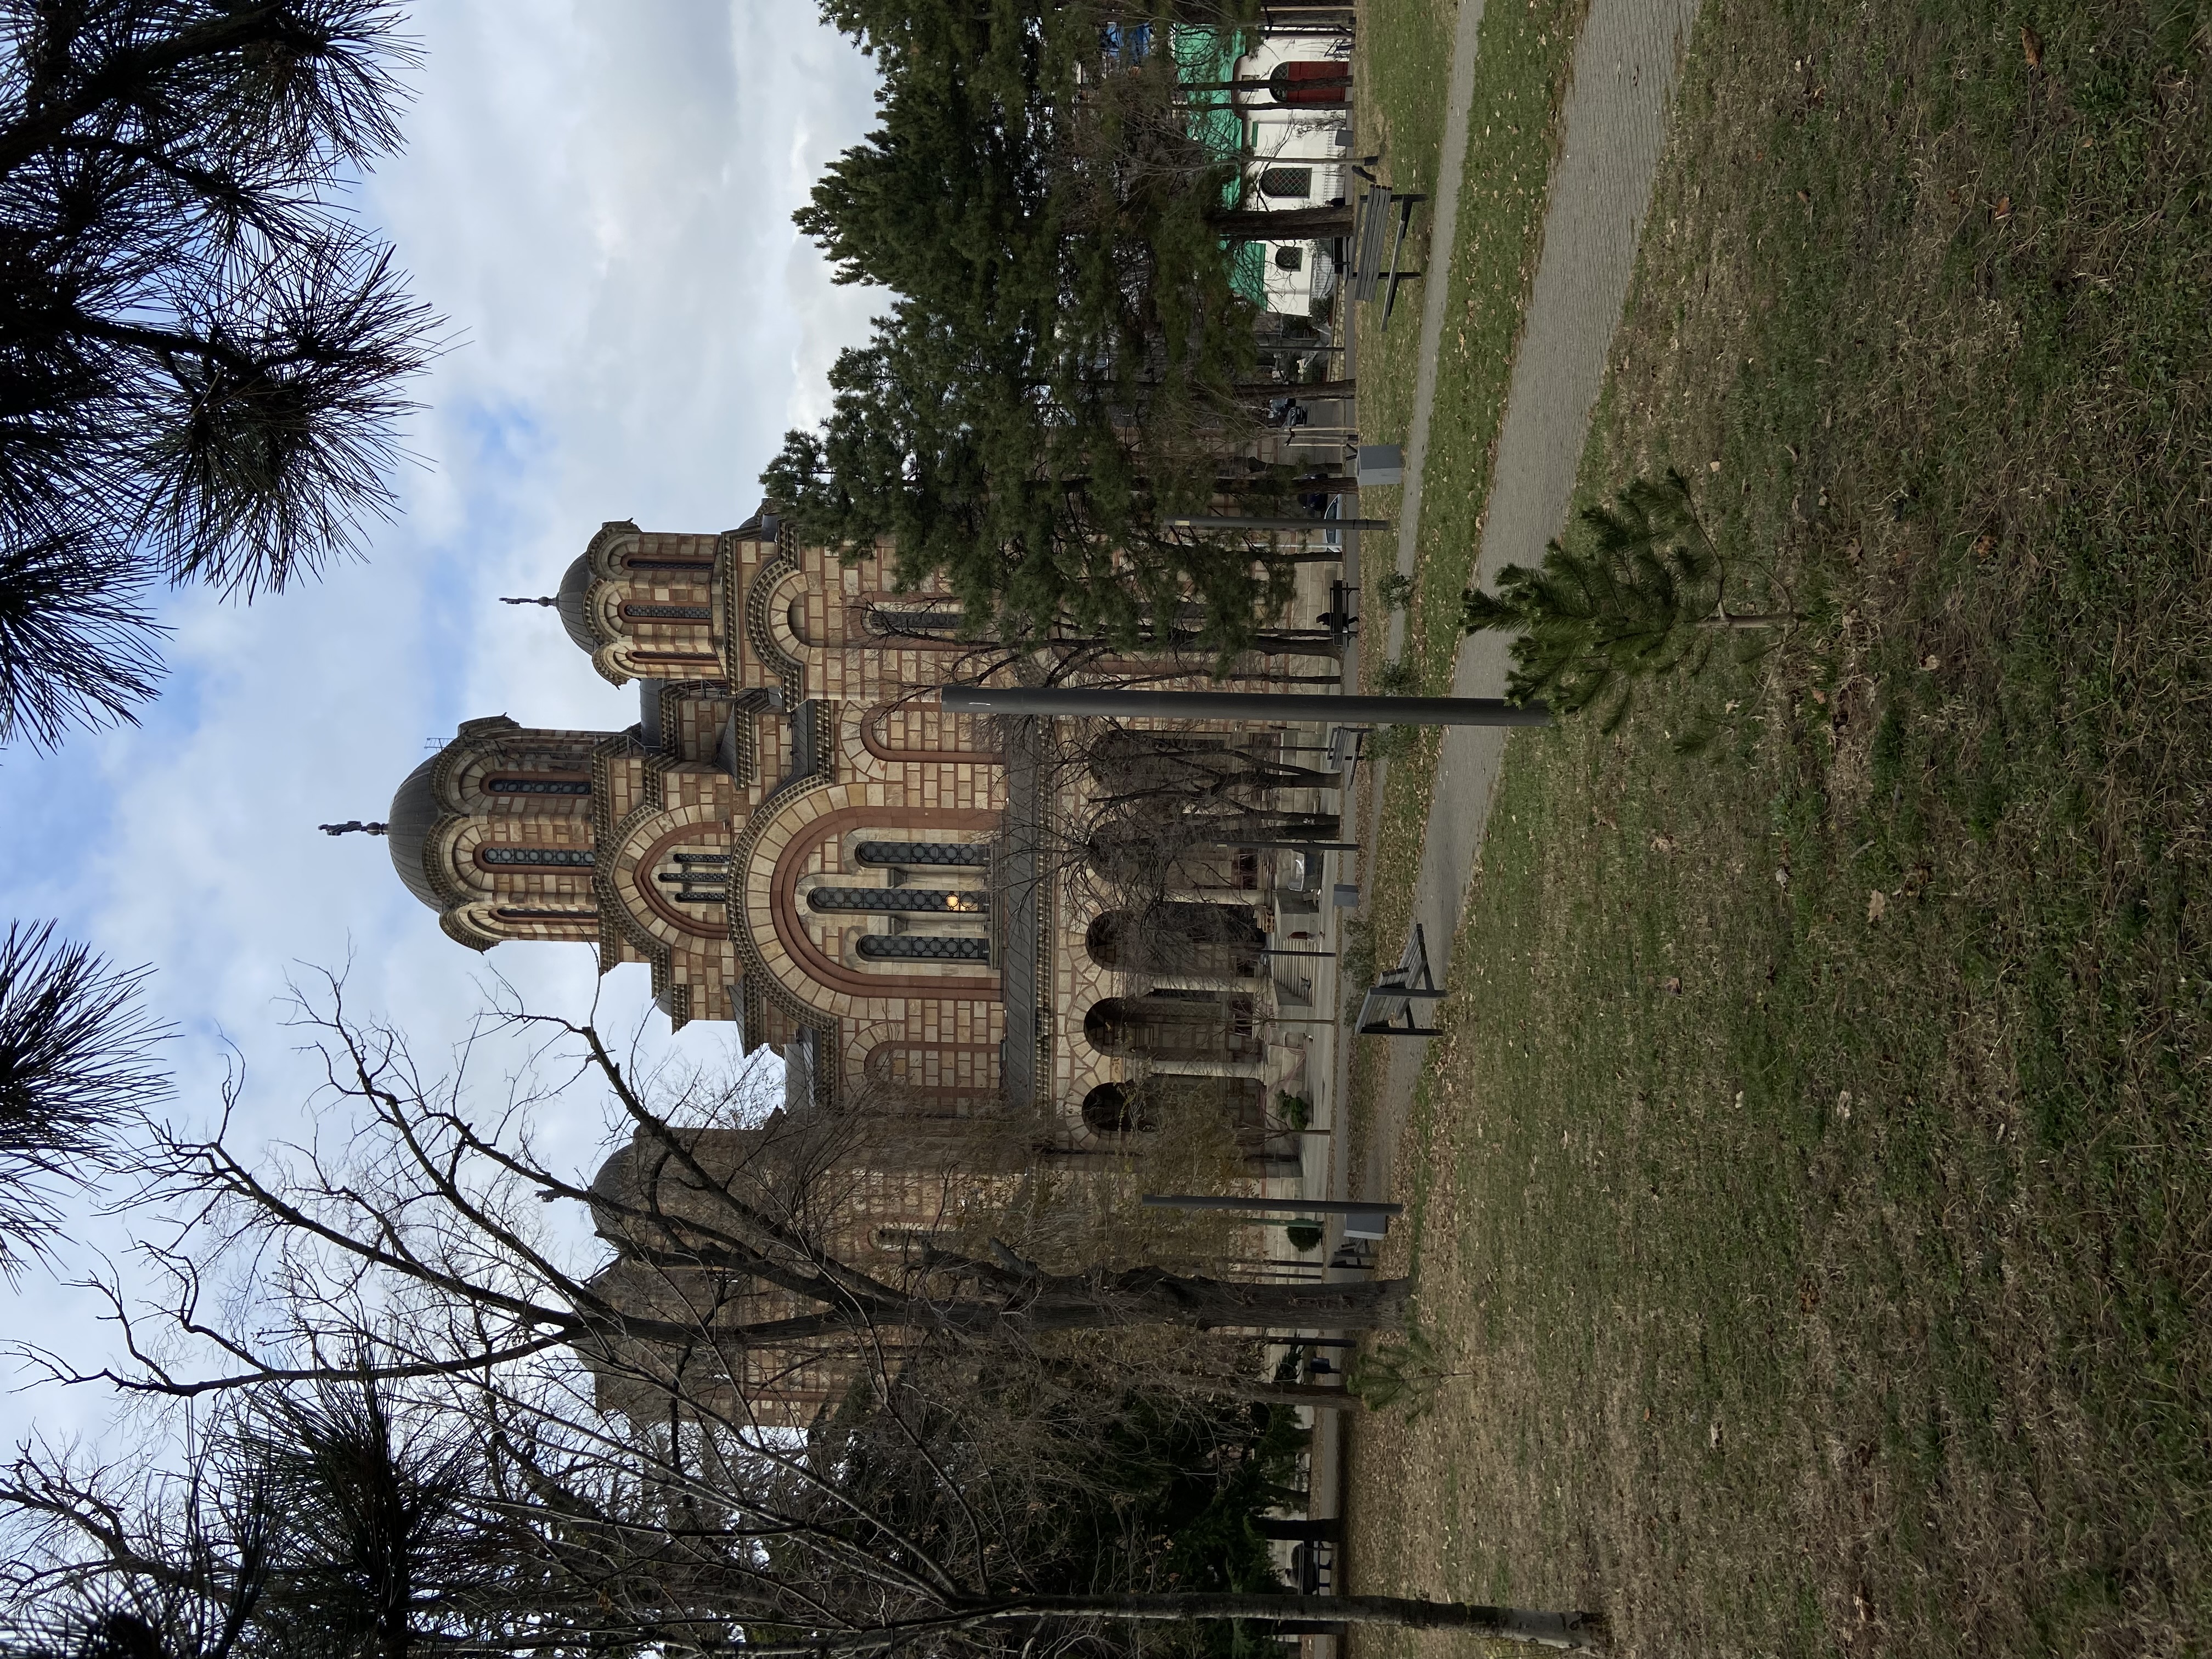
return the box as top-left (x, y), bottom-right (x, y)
top-left (855, 841), bottom-right (989, 868)
top-left (1082, 992), bottom-right (1261, 1060)
top-left (808, 887), bottom-right (985, 915)
top-left (1085, 904), bottom-right (1265, 973)
top-left (480, 847), bottom-right (593, 866)
top-left (1258, 166), bottom-right (1313, 199)
top-left (1274, 245), bottom-right (1305, 271)
top-left (622, 555), bottom-right (714, 572)
top-left (657, 853), bottom-right (727, 905)
top-left (621, 603), bottom-right (712, 620)
top-left (486, 776), bottom-right (590, 796)
top-left (1082, 1083), bottom-right (1153, 1135)
top-left (495, 908), bottom-right (596, 921)
top-left (867, 607), bottom-right (962, 636)
top-left (856, 935), bottom-right (991, 962)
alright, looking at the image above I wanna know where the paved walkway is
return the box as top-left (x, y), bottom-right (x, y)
top-left (1379, 0), bottom-right (1489, 671)
top-left (1358, 0), bottom-right (1706, 1197)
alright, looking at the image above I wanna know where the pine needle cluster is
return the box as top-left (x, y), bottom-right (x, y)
top-left (0, 0), bottom-right (440, 749)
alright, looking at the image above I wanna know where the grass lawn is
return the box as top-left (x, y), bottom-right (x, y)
top-left (1345, 0), bottom-right (2212, 1654)
top-left (1345, 0), bottom-right (1592, 1160)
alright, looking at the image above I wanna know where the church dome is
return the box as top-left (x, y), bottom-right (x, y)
top-left (386, 751), bottom-right (448, 912)
top-left (556, 554), bottom-right (602, 653)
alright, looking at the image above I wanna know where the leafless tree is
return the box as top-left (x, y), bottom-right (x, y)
top-left (0, 982), bottom-right (1604, 1652)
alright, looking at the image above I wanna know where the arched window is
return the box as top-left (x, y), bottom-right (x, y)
top-left (1081, 1076), bottom-right (1264, 1135)
top-left (621, 554), bottom-right (714, 572)
top-left (621, 603), bottom-right (711, 620)
top-left (1274, 245), bottom-right (1305, 271)
top-left (865, 605), bottom-right (963, 637)
top-left (1085, 904), bottom-right (1265, 974)
top-left (1258, 166), bottom-right (1312, 199)
top-left (495, 907), bottom-right (596, 921)
top-left (486, 776), bottom-right (590, 796)
top-left (1082, 1083), bottom-right (1153, 1135)
top-left (480, 847), bottom-right (594, 867)
top-left (809, 888), bottom-right (985, 915)
top-left (857, 935), bottom-right (991, 962)
top-left (1082, 993), bottom-right (1260, 1060)
top-left (1086, 729), bottom-right (1232, 789)
top-left (856, 842), bottom-right (989, 868)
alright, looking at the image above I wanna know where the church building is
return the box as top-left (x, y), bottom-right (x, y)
top-left (384, 509), bottom-right (1341, 1156)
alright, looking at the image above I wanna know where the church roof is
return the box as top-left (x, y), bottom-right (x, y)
top-left (386, 751), bottom-right (447, 911)
top-left (556, 554), bottom-right (600, 653)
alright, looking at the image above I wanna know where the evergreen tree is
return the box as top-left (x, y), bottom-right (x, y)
top-left (1462, 469), bottom-right (1798, 725)
top-left (769, 1), bottom-right (1304, 655)
top-left (0, 0), bottom-right (439, 749)
top-left (0, 920), bottom-right (168, 1272)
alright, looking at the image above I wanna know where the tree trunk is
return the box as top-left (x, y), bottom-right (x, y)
top-left (1178, 75), bottom-right (1352, 94)
top-left (1232, 379), bottom-right (1356, 400)
top-left (727, 1593), bottom-right (1603, 1656)
top-left (1699, 611), bottom-right (1799, 629)
top-left (1009, 1594), bottom-right (1603, 1649)
top-left (1209, 205), bottom-right (1356, 241)
top-left (1028, 1268), bottom-right (1407, 1334)
top-left (585, 1270), bottom-right (1410, 1350)
top-left (1146, 1372), bottom-right (1364, 1412)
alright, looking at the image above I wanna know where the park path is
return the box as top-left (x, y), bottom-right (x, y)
top-left (1380, 0), bottom-right (1488, 673)
top-left (1359, 0), bottom-right (1705, 1198)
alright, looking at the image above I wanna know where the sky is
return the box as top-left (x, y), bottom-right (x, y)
top-left (0, 3), bottom-right (884, 1445)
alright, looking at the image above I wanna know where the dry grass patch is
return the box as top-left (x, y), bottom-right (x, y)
top-left (1348, 0), bottom-right (2212, 1654)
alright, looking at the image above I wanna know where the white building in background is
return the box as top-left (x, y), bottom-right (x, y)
top-left (1230, 34), bottom-right (1353, 318)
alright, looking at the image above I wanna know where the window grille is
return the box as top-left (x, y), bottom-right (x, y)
top-left (808, 887), bottom-right (986, 915)
top-left (621, 604), bottom-right (712, 620)
top-left (855, 842), bottom-right (989, 867)
top-left (496, 908), bottom-right (596, 920)
top-left (481, 847), bottom-right (593, 866)
top-left (656, 871), bottom-right (724, 904)
top-left (857, 935), bottom-right (991, 962)
top-left (1258, 166), bottom-right (1313, 199)
top-left (622, 557), bottom-right (714, 571)
top-left (486, 776), bottom-right (590, 795)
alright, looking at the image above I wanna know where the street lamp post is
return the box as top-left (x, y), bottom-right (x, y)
top-left (940, 687), bottom-right (1550, 726)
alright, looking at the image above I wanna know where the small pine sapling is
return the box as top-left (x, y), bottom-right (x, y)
top-left (1347, 1318), bottom-right (1471, 1420)
top-left (1462, 469), bottom-right (1799, 728)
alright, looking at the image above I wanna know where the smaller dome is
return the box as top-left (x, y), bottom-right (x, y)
top-left (556, 554), bottom-right (601, 654)
top-left (386, 752), bottom-right (448, 912)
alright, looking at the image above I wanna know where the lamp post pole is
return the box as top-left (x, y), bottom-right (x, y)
top-left (939, 688), bottom-right (1549, 726)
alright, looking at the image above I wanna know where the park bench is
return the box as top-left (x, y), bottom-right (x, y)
top-left (1356, 922), bottom-right (1446, 1036)
top-left (1291, 1539), bottom-right (1337, 1595)
top-left (1347, 182), bottom-right (1426, 328)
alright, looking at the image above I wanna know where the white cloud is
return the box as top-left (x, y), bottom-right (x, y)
top-left (0, 1), bottom-right (882, 1448)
